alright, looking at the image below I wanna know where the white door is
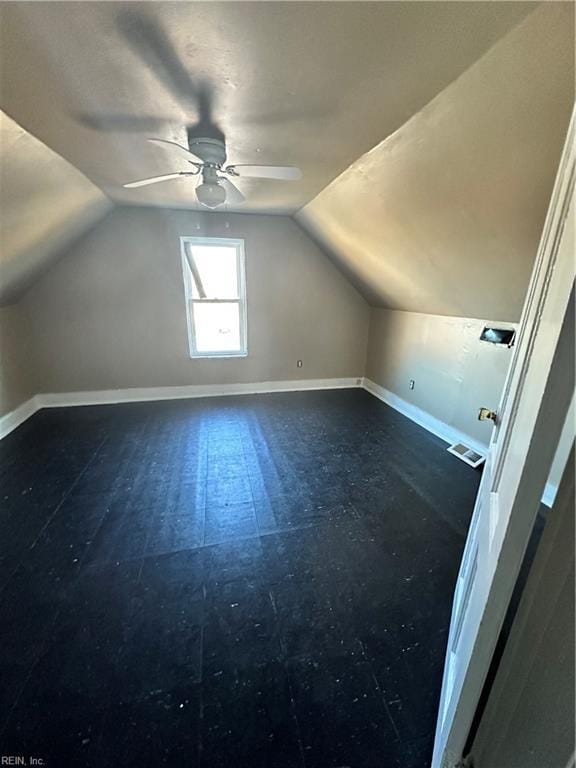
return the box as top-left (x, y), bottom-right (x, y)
top-left (432, 109), bottom-right (575, 768)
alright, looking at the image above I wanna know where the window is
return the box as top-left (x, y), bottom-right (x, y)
top-left (181, 237), bottom-right (247, 358)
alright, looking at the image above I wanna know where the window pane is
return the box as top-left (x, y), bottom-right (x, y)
top-left (192, 301), bottom-right (242, 353)
top-left (187, 244), bottom-right (238, 299)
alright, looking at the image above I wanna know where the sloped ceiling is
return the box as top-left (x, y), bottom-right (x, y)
top-left (0, 111), bottom-right (112, 305)
top-left (296, 3), bottom-right (575, 321)
top-left (0, 2), bottom-right (571, 317)
top-left (0, 1), bottom-right (534, 214)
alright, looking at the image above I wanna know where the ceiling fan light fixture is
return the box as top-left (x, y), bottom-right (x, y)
top-left (196, 180), bottom-right (226, 208)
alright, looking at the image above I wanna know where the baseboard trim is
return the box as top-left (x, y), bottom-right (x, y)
top-left (362, 378), bottom-right (561, 507)
top-left (37, 378), bottom-right (360, 408)
top-left (0, 378), bottom-right (361, 438)
top-left (362, 377), bottom-right (488, 457)
top-left (1, 377), bottom-right (562, 508)
top-left (0, 396), bottom-right (40, 440)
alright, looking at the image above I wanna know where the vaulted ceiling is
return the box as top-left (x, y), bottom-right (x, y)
top-left (0, 111), bottom-right (111, 304)
top-left (0, 1), bottom-right (573, 318)
top-left (296, 2), bottom-right (575, 320)
top-left (0, 1), bottom-right (534, 213)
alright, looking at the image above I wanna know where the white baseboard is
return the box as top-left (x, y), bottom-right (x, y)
top-left (1, 376), bottom-right (561, 509)
top-left (37, 377), bottom-right (360, 408)
top-left (0, 396), bottom-right (41, 440)
top-left (362, 377), bottom-right (488, 457)
top-left (362, 377), bottom-right (559, 507)
top-left (0, 377), bottom-right (361, 438)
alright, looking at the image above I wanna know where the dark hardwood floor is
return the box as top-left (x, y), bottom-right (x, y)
top-left (0, 388), bottom-right (480, 768)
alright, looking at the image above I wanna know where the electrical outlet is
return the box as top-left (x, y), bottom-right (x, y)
top-left (409, 379), bottom-right (415, 390)
top-left (297, 360), bottom-right (303, 368)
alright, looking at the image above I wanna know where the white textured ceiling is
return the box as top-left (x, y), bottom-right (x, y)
top-left (0, 1), bottom-right (535, 214)
top-left (297, 3), bottom-right (575, 319)
top-left (0, 111), bottom-right (111, 305)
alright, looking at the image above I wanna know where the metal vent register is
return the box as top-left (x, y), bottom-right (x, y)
top-left (447, 442), bottom-right (485, 468)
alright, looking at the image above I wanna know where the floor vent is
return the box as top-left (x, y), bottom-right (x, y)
top-left (447, 442), bottom-right (485, 468)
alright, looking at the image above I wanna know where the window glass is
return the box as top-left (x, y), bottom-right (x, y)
top-left (181, 238), bottom-right (247, 358)
top-left (187, 245), bottom-right (238, 299)
top-left (192, 302), bottom-right (241, 353)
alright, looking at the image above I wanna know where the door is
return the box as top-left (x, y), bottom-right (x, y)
top-left (432, 108), bottom-right (575, 768)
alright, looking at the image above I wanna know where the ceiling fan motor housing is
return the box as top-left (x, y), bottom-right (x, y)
top-left (188, 137), bottom-right (227, 167)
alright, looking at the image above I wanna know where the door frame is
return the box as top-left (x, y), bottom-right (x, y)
top-left (433, 107), bottom-right (575, 768)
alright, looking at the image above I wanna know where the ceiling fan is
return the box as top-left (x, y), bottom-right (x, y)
top-left (123, 136), bottom-right (302, 209)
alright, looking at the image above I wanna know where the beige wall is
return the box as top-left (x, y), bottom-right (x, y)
top-left (0, 303), bottom-right (36, 414)
top-left (366, 309), bottom-right (514, 446)
top-left (365, 308), bottom-right (573, 495)
top-left (471, 448), bottom-right (575, 768)
top-left (20, 207), bottom-right (369, 395)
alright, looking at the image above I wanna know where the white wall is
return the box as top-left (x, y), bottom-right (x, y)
top-left (366, 309), bottom-right (514, 446)
top-left (19, 207), bottom-right (369, 397)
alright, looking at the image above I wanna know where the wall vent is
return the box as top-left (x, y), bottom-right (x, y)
top-left (447, 442), bottom-right (485, 468)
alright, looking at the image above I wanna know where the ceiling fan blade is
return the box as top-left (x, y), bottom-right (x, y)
top-left (147, 138), bottom-right (202, 163)
top-left (123, 172), bottom-right (191, 188)
top-left (227, 164), bottom-right (302, 181)
top-left (219, 177), bottom-right (245, 205)
top-left (118, 12), bottom-right (198, 112)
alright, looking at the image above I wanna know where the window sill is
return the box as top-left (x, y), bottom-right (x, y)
top-left (189, 353), bottom-right (248, 360)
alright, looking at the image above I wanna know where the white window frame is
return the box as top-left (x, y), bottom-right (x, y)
top-left (180, 236), bottom-right (248, 359)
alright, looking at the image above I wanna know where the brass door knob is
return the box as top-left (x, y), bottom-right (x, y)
top-left (478, 407), bottom-right (498, 423)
